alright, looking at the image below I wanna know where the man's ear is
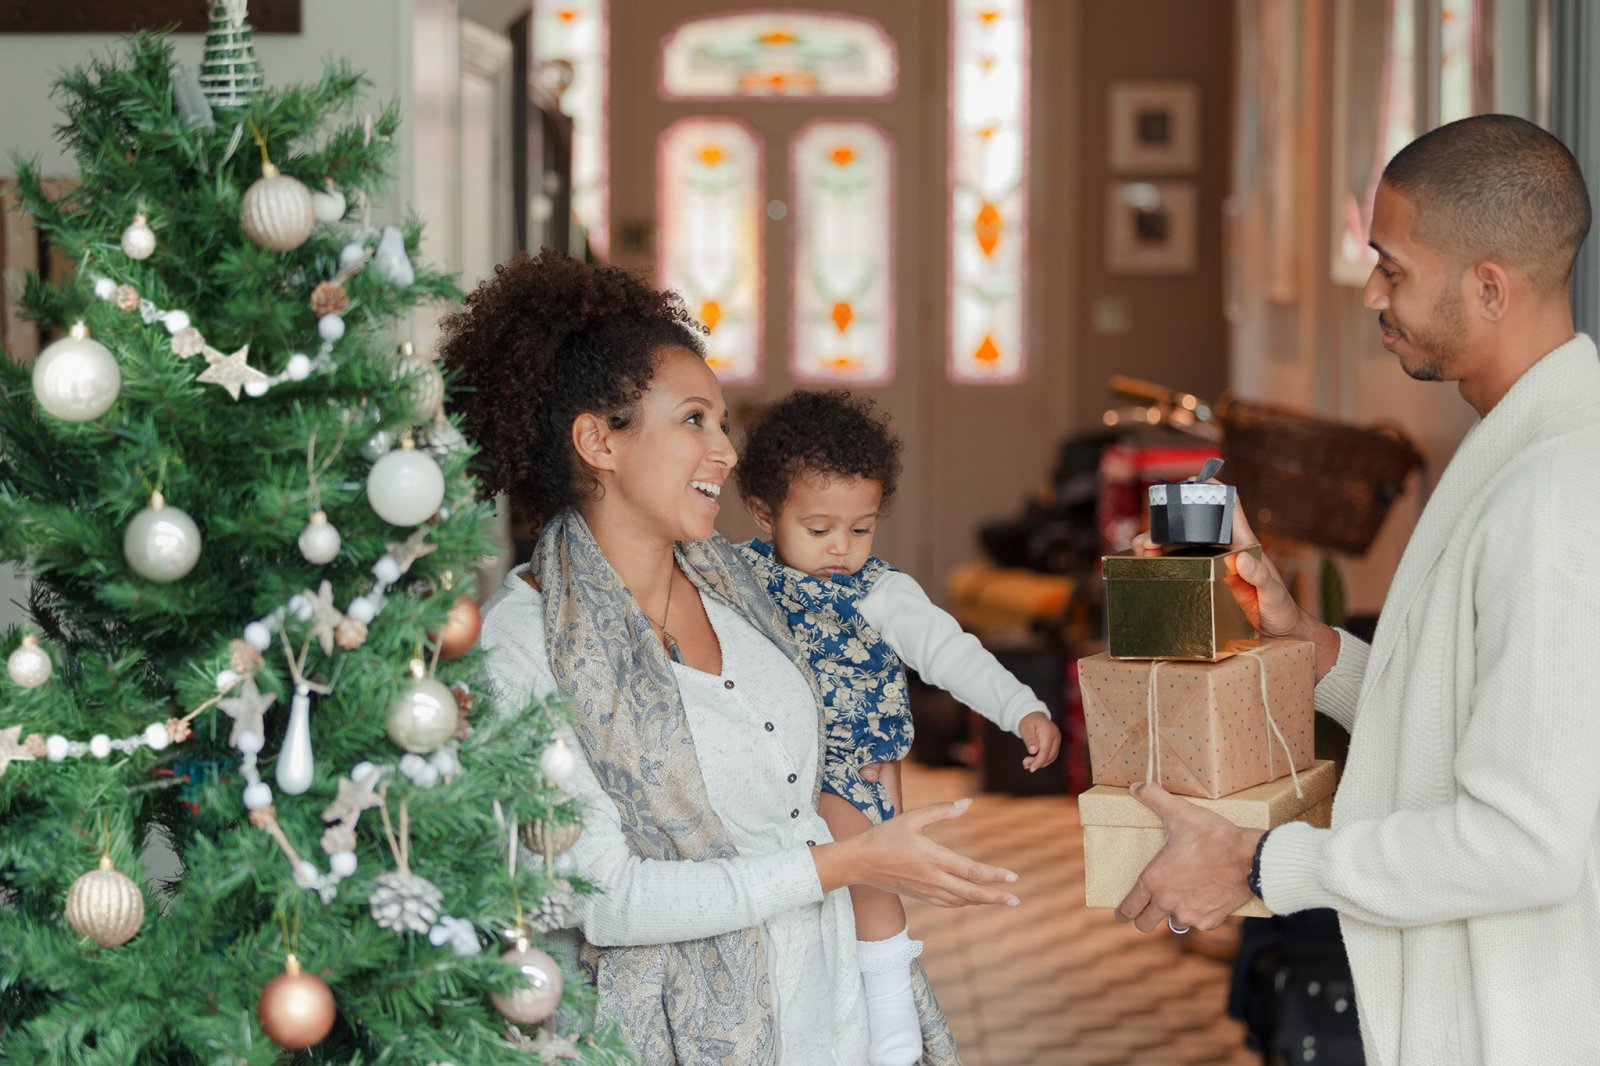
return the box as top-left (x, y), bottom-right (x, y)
top-left (1473, 259), bottom-right (1512, 322)
top-left (571, 412), bottom-right (619, 474)
top-left (747, 496), bottom-right (776, 535)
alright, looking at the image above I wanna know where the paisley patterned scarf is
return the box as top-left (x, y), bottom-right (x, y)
top-left (536, 509), bottom-right (960, 1064)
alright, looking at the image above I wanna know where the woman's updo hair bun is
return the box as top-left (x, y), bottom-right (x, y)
top-left (439, 249), bottom-right (705, 527)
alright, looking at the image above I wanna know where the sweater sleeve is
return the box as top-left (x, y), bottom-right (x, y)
top-left (479, 577), bottom-right (826, 947)
top-left (1262, 451), bottom-right (1600, 926)
top-left (1312, 628), bottom-right (1369, 733)
top-left (857, 570), bottom-right (1048, 735)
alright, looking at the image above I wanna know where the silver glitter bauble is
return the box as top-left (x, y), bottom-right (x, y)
top-left (7, 636), bottom-right (53, 688)
top-left (491, 930), bottom-right (564, 1025)
top-left (385, 676), bottom-right (459, 754)
top-left (297, 511), bottom-right (342, 565)
top-left (241, 163), bottom-right (315, 252)
top-left (123, 492), bottom-right (202, 583)
top-left (369, 870), bottom-right (442, 935)
top-left (361, 428), bottom-right (395, 462)
top-left (65, 854), bottom-right (145, 947)
top-left (393, 341), bottom-right (445, 421)
top-left (33, 324), bottom-right (122, 423)
top-left (120, 214), bottom-right (157, 260)
top-left (366, 444), bottom-right (445, 527)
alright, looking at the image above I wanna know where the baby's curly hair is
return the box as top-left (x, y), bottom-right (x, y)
top-left (439, 249), bottom-right (704, 527)
top-left (735, 390), bottom-right (902, 512)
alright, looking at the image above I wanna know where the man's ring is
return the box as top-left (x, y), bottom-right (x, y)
top-left (1168, 917), bottom-right (1190, 935)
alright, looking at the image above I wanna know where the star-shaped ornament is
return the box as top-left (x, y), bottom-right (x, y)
top-left (322, 769), bottom-right (384, 823)
top-left (218, 677), bottom-right (277, 748)
top-left (0, 725), bottom-right (32, 777)
top-left (302, 580), bottom-right (344, 657)
top-left (197, 343), bottom-right (270, 400)
top-left (385, 529), bottom-right (437, 575)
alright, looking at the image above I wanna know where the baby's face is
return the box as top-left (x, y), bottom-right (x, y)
top-left (754, 471), bottom-right (883, 580)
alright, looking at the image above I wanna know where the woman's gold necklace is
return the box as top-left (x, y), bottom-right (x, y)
top-left (651, 571), bottom-right (683, 664)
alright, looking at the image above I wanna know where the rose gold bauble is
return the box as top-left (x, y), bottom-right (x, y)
top-left (490, 930), bottom-right (564, 1025)
top-left (435, 596), bottom-right (482, 660)
top-left (65, 854), bottom-right (145, 947)
top-left (258, 954), bottom-right (337, 1050)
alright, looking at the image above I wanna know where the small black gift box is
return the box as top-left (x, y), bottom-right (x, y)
top-left (1148, 458), bottom-right (1236, 546)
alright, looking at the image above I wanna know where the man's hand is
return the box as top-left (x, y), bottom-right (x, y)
top-left (1018, 711), bottom-right (1061, 771)
top-left (1114, 782), bottom-right (1262, 933)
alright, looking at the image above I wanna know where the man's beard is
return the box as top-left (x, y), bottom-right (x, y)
top-left (1383, 285), bottom-right (1466, 382)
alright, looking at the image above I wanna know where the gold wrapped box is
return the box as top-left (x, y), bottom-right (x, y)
top-left (1080, 759), bottom-right (1336, 918)
top-left (1102, 544), bottom-right (1263, 660)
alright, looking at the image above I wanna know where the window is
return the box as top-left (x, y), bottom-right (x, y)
top-left (532, 0), bottom-right (610, 257)
top-left (657, 118), bottom-right (764, 384)
top-left (948, 0), bottom-right (1028, 383)
top-left (661, 11), bottom-right (897, 100)
top-left (790, 120), bottom-right (894, 384)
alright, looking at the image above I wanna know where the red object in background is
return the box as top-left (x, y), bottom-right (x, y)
top-left (1096, 439), bottom-right (1223, 554)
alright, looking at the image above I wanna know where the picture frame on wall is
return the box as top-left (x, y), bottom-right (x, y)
top-left (1108, 80), bottom-right (1199, 174)
top-left (1105, 180), bottom-right (1198, 275)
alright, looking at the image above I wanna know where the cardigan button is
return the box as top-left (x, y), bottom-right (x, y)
top-left (790, 809), bottom-right (800, 818)
top-left (764, 722), bottom-right (775, 732)
top-left (787, 773), bottom-right (797, 784)
top-left (806, 840), bottom-right (817, 847)
top-left (724, 679), bottom-right (735, 690)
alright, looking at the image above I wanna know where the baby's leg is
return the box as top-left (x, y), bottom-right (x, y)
top-left (820, 791), bottom-right (923, 1066)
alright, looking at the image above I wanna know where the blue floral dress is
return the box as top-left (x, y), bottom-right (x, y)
top-left (741, 539), bottom-right (910, 824)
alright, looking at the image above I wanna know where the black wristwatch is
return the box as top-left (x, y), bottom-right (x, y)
top-left (1247, 830), bottom-right (1270, 899)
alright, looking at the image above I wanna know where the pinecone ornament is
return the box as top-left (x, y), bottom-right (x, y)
top-left (369, 870), bottom-right (442, 935)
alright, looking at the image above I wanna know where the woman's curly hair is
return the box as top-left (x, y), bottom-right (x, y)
top-left (735, 390), bottom-right (902, 512)
top-left (439, 249), bottom-right (705, 527)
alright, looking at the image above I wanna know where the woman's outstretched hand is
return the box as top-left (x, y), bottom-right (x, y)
top-left (811, 799), bottom-right (1021, 908)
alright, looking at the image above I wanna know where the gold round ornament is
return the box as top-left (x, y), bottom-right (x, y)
top-left (394, 341), bottom-right (445, 422)
top-left (491, 928), bottom-right (564, 1026)
top-left (258, 953), bottom-right (337, 1050)
top-left (65, 854), bottom-right (145, 947)
top-left (241, 163), bottom-right (316, 252)
top-left (385, 674), bottom-right (459, 754)
top-left (522, 818), bottom-right (582, 858)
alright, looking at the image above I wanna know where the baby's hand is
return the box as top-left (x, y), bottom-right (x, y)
top-left (1018, 712), bottom-right (1061, 772)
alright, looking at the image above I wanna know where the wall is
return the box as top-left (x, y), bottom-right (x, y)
top-left (1073, 0), bottom-right (1236, 426)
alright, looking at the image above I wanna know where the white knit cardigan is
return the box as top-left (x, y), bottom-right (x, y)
top-left (1262, 334), bottom-right (1600, 1065)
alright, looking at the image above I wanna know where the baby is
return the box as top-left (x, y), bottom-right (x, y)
top-left (736, 390), bottom-right (1061, 1066)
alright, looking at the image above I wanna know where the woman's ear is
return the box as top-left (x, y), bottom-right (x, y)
top-left (571, 412), bottom-right (618, 473)
top-left (747, 497), bottom-right (776, 535)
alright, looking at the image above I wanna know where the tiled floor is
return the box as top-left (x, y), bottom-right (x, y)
top-left (904, 762), bottom-right (1259, 1066)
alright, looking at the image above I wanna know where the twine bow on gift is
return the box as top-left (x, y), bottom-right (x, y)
top-left (1143, 647), bottom-right (1303, 799)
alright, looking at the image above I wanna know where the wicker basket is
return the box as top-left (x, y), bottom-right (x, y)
top-left (1216, 396), bottom-right (1424, 556)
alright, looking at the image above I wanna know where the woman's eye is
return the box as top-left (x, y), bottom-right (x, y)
top-left (685, 411), bottom-right (704, 426)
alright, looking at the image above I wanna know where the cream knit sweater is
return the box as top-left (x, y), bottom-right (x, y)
top-left (1261, 335), bottom-right (1600, 1065)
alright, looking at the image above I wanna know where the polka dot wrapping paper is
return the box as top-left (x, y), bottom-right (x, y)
top-left (1078, 640), bottom-right (1316, 799)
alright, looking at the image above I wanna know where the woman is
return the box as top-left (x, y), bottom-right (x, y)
top-left (442, 251), bottom-right (1019, 1065)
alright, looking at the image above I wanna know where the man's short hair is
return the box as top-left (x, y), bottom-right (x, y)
top-left (1383, 114), bottom-right (1592, 293)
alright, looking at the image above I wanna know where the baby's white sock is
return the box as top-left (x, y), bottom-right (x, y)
top-left (857, 926), bottom-right (924, 1066)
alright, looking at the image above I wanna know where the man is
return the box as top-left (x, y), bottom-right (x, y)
top-left (1116, 114), bottom-right (1600, 1064)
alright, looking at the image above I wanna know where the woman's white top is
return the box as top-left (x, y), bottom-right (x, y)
top-left (480, 565), bottom-right (871, 1064)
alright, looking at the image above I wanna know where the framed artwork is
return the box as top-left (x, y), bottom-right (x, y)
top-left (1105, 181), bottom-right (1197, 275)
top-left (0, 2), bottom-right (300, 33)
top-left (1108, 80), bottom-right (1199, 174)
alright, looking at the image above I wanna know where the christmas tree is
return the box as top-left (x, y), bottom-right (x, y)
top-left (0, 23), bottom-right (630, 1066)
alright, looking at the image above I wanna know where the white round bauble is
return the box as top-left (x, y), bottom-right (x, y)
top-left (65, 855), bottom-right (145, 947)
top-left (297, 511), bottom-right (342, 565)
top-left (243, 781), bottom-right (274, 809)
top-left (94, 277), bottom-right (117, 300)
top-left (311, 182), bottom-right (347, 224)
top-left (361, 429), bottom-right (395, 462)
top-left (46, 734), bottom-right (69, 761)
top-left (123, 494), bottom-right (202, 583)
top-left (244, 621), bottom-right (273, 650)
top-left (286, 353), bottom-right (313, 381)
top-left (329, 850), bottom-right (358, 878)
top-left (7, 636), bottom-right (52, 688)
top-left (366, 446), bottom-right (445, 527)
top-left (539, 738), bottom-right (577, 785)
top-left (33, 324), bottom-right (122, 422)
top-left (120, 215), bottom-right (157, 260)
top-left (162, 310), bottom-right (191, 334)
top-left (317, 315), bottom-right (345, 342)
top-left (240, 164), bottom-right (316, 252)
top-left (385, 676), bottom-right (459, 754)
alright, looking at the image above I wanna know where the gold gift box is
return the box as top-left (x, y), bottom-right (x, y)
top-left (1102, 544), bottom-right (1263, 661)
top-left (1079, 759), bottom-right (1336, 918)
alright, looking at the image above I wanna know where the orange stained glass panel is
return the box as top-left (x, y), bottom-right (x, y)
top-left (831, 302), bottom-right (855, 333)
top-left (701, 300), bottom-right (723, 332)
top-left (974, 201), bottom-right (1002, 258)
top-left (975, 334), bottom-right (1000, 363)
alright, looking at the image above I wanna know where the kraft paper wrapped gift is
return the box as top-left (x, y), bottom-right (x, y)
top-left (1102, 544), bottom-right (1262, 661)
top-left (1079, 640), bottom-right (1315, 799)
top-left (1080, 759), bottom-right (1337, 918)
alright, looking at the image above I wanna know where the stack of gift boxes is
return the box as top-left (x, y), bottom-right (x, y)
top-left (1079, 465), bottom-right (1333, 917)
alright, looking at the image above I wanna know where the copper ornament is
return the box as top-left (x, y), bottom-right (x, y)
top-left (258, 954), bottom-right (337, 1050)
